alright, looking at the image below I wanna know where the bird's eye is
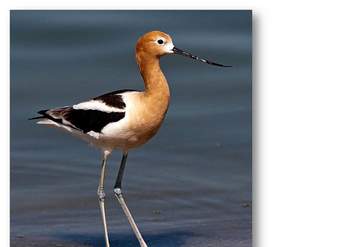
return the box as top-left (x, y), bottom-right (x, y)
top-left (157, 39), bottom-right (164, 45)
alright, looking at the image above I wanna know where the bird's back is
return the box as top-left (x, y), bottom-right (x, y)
top-left (32, 89), bottom-right (169, 152)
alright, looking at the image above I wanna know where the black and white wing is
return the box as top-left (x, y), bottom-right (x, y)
top-left (31, 89), bottom-right (137, 134)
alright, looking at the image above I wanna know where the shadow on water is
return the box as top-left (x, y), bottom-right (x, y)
top-left (53, 231), bottom-right (196, 247)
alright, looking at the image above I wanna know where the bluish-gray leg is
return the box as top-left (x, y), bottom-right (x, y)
top-left (114, 151), bottom-right (148, 247)
top-left (98, 152), bottom-right (110, 247)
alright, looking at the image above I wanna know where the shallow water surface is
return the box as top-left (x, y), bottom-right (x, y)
top-left (11, 10), bottom-right (252, 247)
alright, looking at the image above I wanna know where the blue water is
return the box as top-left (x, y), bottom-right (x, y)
top-left (10, 10), bottom-right (252, 247)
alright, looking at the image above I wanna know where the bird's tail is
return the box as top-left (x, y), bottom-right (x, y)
top-left (28, 110), bottom-right (48, 120)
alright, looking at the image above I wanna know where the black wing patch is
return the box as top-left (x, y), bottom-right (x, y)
top-left (63, 109), bottom-right (125, 133)
top-left (31, 89), bottom-right (138, 133)
top-left (93, 89), bottom-right (138, 109)
top-left (34, 107), bottom-right (125, 133)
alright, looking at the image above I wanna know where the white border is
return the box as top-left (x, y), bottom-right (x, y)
top-left (3, 1), bottom-right (340, 247)
top-left (1, 4), bottom-right (9, 247)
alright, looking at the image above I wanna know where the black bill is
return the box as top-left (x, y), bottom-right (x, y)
top-left (172, 47), bottom-right (231, 67)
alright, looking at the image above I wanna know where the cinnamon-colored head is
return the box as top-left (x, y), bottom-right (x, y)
top-left (136, 31), bottom-right (174, 59)
top-left (136, 30), bottom-right (231, 68)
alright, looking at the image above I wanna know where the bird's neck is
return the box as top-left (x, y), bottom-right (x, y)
top-left (137, 53), bottom-right (170, 100)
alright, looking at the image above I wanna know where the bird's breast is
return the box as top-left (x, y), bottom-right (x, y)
top-left (125, 94), bottom-right (169, 146)
top-left (101, 92), bottom-right (169, 150)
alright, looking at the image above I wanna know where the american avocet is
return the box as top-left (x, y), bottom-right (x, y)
top-left (30, 31), bottom-right (230, 247)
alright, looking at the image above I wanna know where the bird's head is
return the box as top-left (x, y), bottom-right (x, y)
top-left (136, 30), bottom-right (231, 67)
top-left (136, 31), bottom-right (174, 58)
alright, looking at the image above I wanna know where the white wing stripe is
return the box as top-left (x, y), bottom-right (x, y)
top-left (73, 100), bottom-right (125, 113)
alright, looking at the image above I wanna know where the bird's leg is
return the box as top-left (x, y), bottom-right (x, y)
top-left (113, 151), bottom-right (148, 247)
top-left (98, 152), bottom-right (110, 247)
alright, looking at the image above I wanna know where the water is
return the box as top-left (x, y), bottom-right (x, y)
top-left (10, 10), bottom-right (252, 247)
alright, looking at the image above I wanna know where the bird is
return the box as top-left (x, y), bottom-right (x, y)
top-left (30, 30), bottom-right (231, 247)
